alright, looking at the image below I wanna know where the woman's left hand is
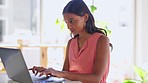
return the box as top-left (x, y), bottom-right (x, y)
top-left (29, 66), bottom-right (47, 76)
top-left (40, 68), bottom-right (65, 78)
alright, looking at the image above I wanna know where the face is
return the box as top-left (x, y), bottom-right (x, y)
top-left (63, 13), bottom-right (88, 35)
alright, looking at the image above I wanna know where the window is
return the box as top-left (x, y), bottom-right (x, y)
top-left (0, 0), bottom-right (40, 45)
top-left (0, 0), bottom-right (7, 8)
top-left (0, 17), bottom-right (7, 42)
top-left (0, 0), bottom-right (4, 5)
top-left (0, 20), bottom-right (3, 41)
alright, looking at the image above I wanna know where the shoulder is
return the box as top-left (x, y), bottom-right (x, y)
top-left (93, 32), bottom-right (109, 42)
top-left (66, 37), bottom-right (76, 47)
top-left (99, 35), bottom-right (109, 41)
top-left (97, 34), bottom-right (109, 46)
top-left (67, 39), bottom-right (73, 45)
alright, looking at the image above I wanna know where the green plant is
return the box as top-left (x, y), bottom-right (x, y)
top-left (123, 66), bottom-right (148, 83)
top-left (55, 19), bottom-right (66, 31)
top-left (96, 21), bottom-right (112, 36)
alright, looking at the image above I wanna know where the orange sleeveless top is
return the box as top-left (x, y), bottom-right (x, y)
top-left (68, 32), bottom-right (110, 83)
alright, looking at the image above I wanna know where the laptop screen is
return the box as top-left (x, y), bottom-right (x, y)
top-left (0, 47), bottom-right (33, 83)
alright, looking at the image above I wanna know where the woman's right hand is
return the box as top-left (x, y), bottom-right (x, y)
top-left (29, 66), bottom-right (47, 76)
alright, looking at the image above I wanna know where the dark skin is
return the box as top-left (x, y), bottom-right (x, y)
top-left (29, 66), bottom-right (49, 77)
top-left (29, 13), bottom-right (110, 83)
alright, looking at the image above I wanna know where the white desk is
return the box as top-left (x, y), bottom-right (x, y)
top-left (0, 73), bottom-right (81, 83)
top-left (0, 73), bottom-right (14, 83)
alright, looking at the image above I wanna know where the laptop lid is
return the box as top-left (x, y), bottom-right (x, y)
top-left (0, 47), bottom-right (33, 83)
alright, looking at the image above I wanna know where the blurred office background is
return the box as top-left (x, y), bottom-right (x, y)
top-left (0, 0), bottom-right (148, 83)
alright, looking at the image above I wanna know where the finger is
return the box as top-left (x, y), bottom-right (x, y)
top-left (35, 71), bottom-right (38, 76)
top-left (32, 68), bottom-right (35, 74)
top-left (51, 72), bottom-right (56, 76)
top-left (51, 70), bottom-right (59, 76)
top-left (33, 66), bottom-right (37, 68)
top-left (33, 70), bottom-right (35, 74)
top-left (45, 71), bottom-right (52, 76)
top-left (46, 75), bottom-right (49, 79)
top-left (32, 66), bottom-right (36, 74)
top-left (38, 68), bottom-right (44, 72)
top-left (28, 68), bottom-right (32, 70)
top-left (39, 72), bottom-right (44, 77)
top-left (28, 68), bottom-right (35, 74)
top-left (49, 68), bottom-right (55, 72)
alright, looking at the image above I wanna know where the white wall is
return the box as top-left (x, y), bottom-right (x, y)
top-left (141, 0), bottom-right (148, 64)
top-left (136, 0), bottom-right (148, 69)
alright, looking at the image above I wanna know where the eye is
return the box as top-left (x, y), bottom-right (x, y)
top-left (69, 19), bottom-right (75, 23)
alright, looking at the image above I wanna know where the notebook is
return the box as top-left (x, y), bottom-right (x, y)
top-left (0, 47), bottom-right (65, 83)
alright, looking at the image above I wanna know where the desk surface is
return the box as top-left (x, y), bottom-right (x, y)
top-left (0, 72), bottom-right (81, 83)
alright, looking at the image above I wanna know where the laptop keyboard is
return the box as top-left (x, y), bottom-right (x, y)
top-left (31, 75), bottom-right (65, 83)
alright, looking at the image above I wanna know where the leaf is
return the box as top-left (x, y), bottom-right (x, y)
top-left (61, 22), bottom-right (65, 30)
top-left (123, 79), bottom-right (141, 83)
top-left (106, 30), bottom-right (112, 35)
top-left (90, 5), bottom-right (97, 13)
top-left (96, 21), bottom-right (112, 36)
top-left (55, 19), bottom-right (60, 25)
top-left (134, 65), bottom-right (146, 80)
top-left (143, 72), bottom-right (148, 83)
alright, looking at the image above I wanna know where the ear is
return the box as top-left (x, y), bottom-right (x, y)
top-left (83, 14), bottom-right (89, 22)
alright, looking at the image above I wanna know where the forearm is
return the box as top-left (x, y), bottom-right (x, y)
top-left (62, 71), bottom-right (101, 83)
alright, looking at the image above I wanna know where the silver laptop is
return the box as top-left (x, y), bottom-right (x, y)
top-left (0, 47), bottom-right (65, 83)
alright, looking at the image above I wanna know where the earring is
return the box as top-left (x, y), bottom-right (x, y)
top-left (70, 32), bottom-right (74, 38)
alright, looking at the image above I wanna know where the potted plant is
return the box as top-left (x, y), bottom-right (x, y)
top-left (123, 65), bottom-right (148, 83)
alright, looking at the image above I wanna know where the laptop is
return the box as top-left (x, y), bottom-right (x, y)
top-left (0, 47), bottom-right (65, 83)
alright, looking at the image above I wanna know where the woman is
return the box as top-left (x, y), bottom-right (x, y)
top-left (29, 0), bottom-right (112, 83)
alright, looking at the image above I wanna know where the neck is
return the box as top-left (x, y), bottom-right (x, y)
top-left (78, 32), bottom-right (91, 40)
top-left (78, 32), bottom-right (91, 50)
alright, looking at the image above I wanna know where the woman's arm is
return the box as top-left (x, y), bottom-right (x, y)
top-left (62, 39), bottom-right (71, 71)
top-left (51, 35), bottom-right (110, 83)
